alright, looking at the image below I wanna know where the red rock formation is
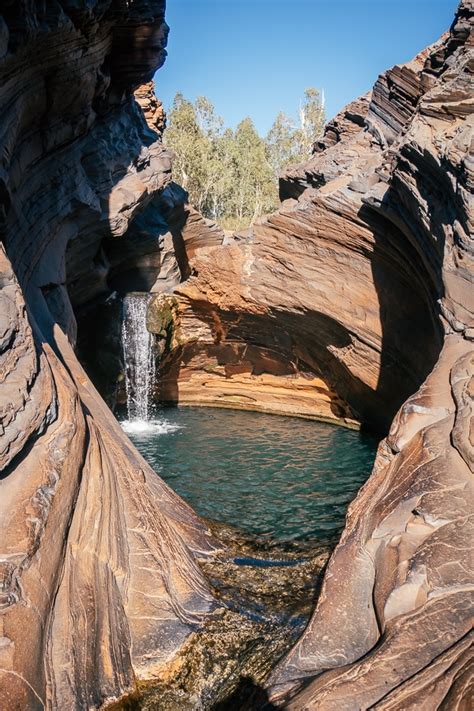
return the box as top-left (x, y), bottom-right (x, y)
top-left (134, 80), bottom-right (167, 136)
top-left (279, 6), bottom-right (474, 707)
top-left (0, 0), bottom-right (472, 708)
top-left (149, 1), bottom-right (474, 706)
top-left (150, 82), bottom-right (442, 430)
top-left (0, 3), bottom-right (220, 708)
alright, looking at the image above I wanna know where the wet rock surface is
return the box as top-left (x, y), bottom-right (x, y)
top-left (118, 523), bottom-right (331, 710)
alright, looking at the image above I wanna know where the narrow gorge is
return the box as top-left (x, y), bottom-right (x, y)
top-left (0, 1), bottom-right (472, 710)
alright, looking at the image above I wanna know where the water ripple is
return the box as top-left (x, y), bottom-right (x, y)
top-left (122, 407), bottom-right (378, 545)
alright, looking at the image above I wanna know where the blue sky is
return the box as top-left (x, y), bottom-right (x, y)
top-left (155, 0), bottom-right (458, 136)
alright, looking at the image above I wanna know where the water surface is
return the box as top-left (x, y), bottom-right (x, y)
top-left (122, 407), bottom-right (378, 546)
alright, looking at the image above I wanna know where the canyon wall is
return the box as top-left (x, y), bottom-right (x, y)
top-left (268, 9), bottom-right (474, 704)
top-left (149, 1), bottom-right (474, 707)
top-left (0, 3), bottom-right (221, 709)
top-left (150, 50), bottom-right (447, 431)
top-left (0, 0), bottom-right (472, 709)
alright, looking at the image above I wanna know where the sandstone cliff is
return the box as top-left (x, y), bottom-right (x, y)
top-left (0, 0), bottom-right (472, 709)
top-left (149, 1), bottom-right (474, 707)
top-left (0, 3), bottom-right (220, 708)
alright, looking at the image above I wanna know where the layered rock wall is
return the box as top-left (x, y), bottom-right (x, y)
top-left (0, 0), bottom-right (472, 708)
top-left (149, 66), bottom-right (444, 431)
top-left (0, 3), bottom-right (220, 708)
top-left (147, 2), bottom-right (474, 706)
top-left (269, 4), bottom-right (474, 705)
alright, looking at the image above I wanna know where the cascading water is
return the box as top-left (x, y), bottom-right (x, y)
top-left (121, 293), bottom-right (156, 426)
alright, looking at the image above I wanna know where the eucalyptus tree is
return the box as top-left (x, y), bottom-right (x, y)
top-left (163, 88), bottom-right (325, 227)
top-left (266, 88), bottom-right (326, 178)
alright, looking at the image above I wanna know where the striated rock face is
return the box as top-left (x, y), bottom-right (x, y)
top-left (267, 7), bottom-right (474, 704)
top-left (151, 39), bottom-right (473, 432)
top-left (150, 89), bottom-right (443, 430)
top-left (0, 0), bottom-right (472, 708)
top-left (0, 3), bottom-right (221, 709)
top-left (148, 287), bottom-right (356, 424)
top-left (150, 1), bottom-right (474, 706)
top-left (153, 7), bottom-right (472, 433)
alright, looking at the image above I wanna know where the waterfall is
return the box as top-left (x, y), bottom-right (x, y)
top-left (121, 293), bottom-right (155, 423)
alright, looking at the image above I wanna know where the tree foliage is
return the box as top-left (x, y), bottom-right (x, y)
top-left (266, 89), bottom-right (326, 179)
top-left (164, 88), bottom-right (325, 228)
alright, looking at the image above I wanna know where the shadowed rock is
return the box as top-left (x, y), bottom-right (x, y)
top-left (148, 1), bottom-right (473, 707)
top-left (0, 0), bottom-right (472, 708)
top-left (0, 2), bottom-right (219, 708)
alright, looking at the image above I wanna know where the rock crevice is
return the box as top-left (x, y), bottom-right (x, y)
top-left (0, 3), bottom-right (219, 708)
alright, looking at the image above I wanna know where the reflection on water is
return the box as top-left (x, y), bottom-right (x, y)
top-left (122, 407), bottom-right (378, 546)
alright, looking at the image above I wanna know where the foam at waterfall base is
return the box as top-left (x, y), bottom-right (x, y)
top-left (121, 418), bottom-right (181, 436)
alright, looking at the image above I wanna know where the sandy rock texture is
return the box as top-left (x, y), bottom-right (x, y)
top-left (0, 2), bottom-right (220, 709)
top-left (151, 1), bottom-right (474, 707)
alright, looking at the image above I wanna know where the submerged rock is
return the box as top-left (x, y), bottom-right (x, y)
top-left (125, 523), bottom-right (331, 710)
